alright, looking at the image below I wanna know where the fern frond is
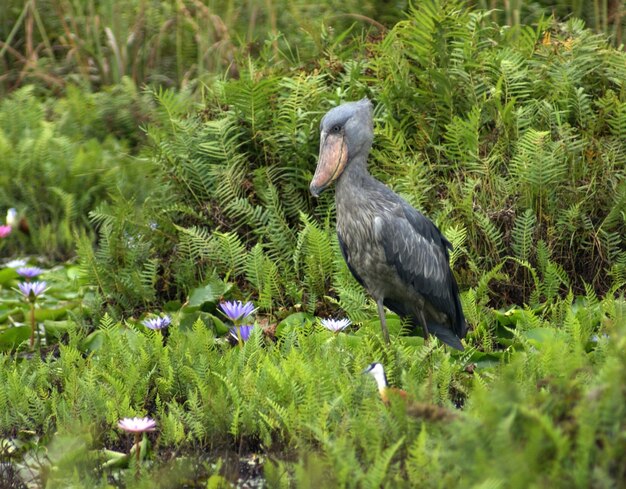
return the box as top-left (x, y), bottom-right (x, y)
top-left (511, 209), bottom-right (536, 261)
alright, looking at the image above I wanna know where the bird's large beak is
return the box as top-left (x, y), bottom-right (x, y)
top-left (310, 131), bottom-right (348, 197)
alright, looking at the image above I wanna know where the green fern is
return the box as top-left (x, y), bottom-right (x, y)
top-left (511, 209), bottom-right (537, 262)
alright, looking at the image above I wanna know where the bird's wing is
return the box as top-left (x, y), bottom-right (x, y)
top-left (379, 203), bottom-right (465, 338)
top-left (337, 232), bottom-right (365, 287)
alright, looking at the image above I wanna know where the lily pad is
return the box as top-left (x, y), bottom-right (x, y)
top-left (522, 327), bottom-right (563, 346)
top-left (164, 300), bottom-right (183, 312)
top-left (493, 307), bottom-right (526, 327)
top-left (467, 350), bottom-right (505, 368)
top-left (43, 320), bottom-right (74, 339)
top-left (178, 310), bottom-right (218, 333)
top-left (356, 316), bottom-right (403, 336)
top-left (0, 306), bottom-right (25, 323)
top-left (35, 307), bottom-right (68, 321)
top-left (0, 268), bottom-right (18, 286)
top-left (210, 314), bottom-right (228, 335)
top-left (188, 279), bottom-right (231, 308)
top-left (65, 266), bottom-right (82, 281)
top-left (0, 326), bottom-right (30, 351)
top-left (81, 330), bottom-right (105, 352)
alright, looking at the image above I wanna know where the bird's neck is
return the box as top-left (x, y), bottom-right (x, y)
top-left (336, 153), bottom-right (373, 198)
top-left (370, 369), bottom-right (390, 400)
top-left (379, 387), bottom-right (390, 404)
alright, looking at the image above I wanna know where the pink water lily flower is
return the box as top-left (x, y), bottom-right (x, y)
top-left (0, 225), bottom-right (12, 238)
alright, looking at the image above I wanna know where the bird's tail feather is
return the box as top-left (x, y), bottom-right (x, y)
top-left (428, 323), bottom-right (464, 350)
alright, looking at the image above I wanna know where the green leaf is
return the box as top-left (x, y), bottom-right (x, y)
top-left (493, 307), bottom-right (526, 327)
top-left (178, 310), bottom-right (217, 334)
top-left (100, 449), bottom-right (129, 469)
top-left (0, 268), bottom-right (18, 286)
top-left (65, 266), bottom-right (82, 280)
top-left (356, 316), bottom-right (403, 336)
top-left (522, 327), bottom-right (562, 346)
top-left (43, 320), bottom-right (73, 338)
top-left (275, 312), bottom-right (314, 337)
top-left (0, 326), bottom-right (30, 350)
top-left (35, 307), bottom-right (68, 321)
top-left (164, 300), bottom-right (183, 311)
top-left (208, 313), bottom-right (228, 335)
top-left (81, 330), bottom-right (105, 352)
top-left (188, 280), bottom-right (231, 308)
top-left (0, 306), bottom-right (24, 323)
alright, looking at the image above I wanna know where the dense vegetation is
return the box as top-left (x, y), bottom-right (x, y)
top-left (0, 0), bottom-right (625, 487)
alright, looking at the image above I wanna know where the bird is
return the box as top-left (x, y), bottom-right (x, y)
top-left (362, 362), bottom-right (407, 404)
top-left (6, 208), bottom-right (30, 235)
top-left (362, 362), bottom-right (456, 421)
top-left (310, 98), bottom-right (467, 350)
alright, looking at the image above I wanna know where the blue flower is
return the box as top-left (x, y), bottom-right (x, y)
top-left (230, 325), bottom-right (255, 343)
top-left (142, 315), bottom-right (171, 330)
top-left (16, 266), bottom-right (43, 279)
top-left (320, 317), bottom-right (351, 333)
top-left (18, 281), bottom-right (47, 300)
top-left (219, 300), bottom-right (255, 322)
top-left (591, 334), bottom-right (609, 343)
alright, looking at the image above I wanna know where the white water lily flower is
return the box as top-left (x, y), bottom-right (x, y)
top-left (117, 417), bottom-right (157, 433)
top-left (320, 318), bottom-right (352, 332)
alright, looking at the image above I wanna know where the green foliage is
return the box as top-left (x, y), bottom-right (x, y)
top-left (0, 83), bottom-right (154, 258)
top-left (477, 0), bottom-right (626, 50)
top-left (0, 0), bottom-right (404, 94)
top-left (74, 0), bottom-right (626, 318)
top-left (511, 209), bottom-right (537, 262)
top-left (374, 1), bottom-right (626, 298)
top-left (0, 272), bottom-right (624, 486)
top-left (1, 2), bottom-right (626, 486)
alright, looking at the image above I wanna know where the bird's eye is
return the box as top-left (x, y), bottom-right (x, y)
top-left (331, 124), bottom-right (341, 133)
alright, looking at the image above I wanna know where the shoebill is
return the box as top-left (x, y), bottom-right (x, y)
top-left (310, 98), bottom-right (467, 350)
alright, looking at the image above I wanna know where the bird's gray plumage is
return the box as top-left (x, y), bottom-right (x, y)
top-left (311, 98), bottom-right (467, 350)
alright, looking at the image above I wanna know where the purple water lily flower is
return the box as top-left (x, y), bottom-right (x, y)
top-left (118, 417), bottom-right (157, 433)
top-left (219, 300), bottom-right (255, 322)
top-left (16, 266), bottom-right (43, 279)
top-left (142, 315), bottom-right (171, 330)
top-left (591, 334), bottom-right (609, 343)
top-left (320, 318), bottom-right (352, 333)
top-left (18, 281), bottom-right (47, 350)
top-left (230, 325), bottom-right (255, 343)
top-left (18, 281), bottom-right (47, 300)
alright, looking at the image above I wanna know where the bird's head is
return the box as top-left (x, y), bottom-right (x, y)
top-left (6, 208), bottom-right (18, 227)
top-left (310, 98), bottom-right (373, 197)
top-left (362, 362), bottom-right (389, 390)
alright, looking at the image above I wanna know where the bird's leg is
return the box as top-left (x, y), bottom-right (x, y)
top-left (417, 309), bottom-right (431, 342)
top-left (376, 299), bottom-right (390, 344)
